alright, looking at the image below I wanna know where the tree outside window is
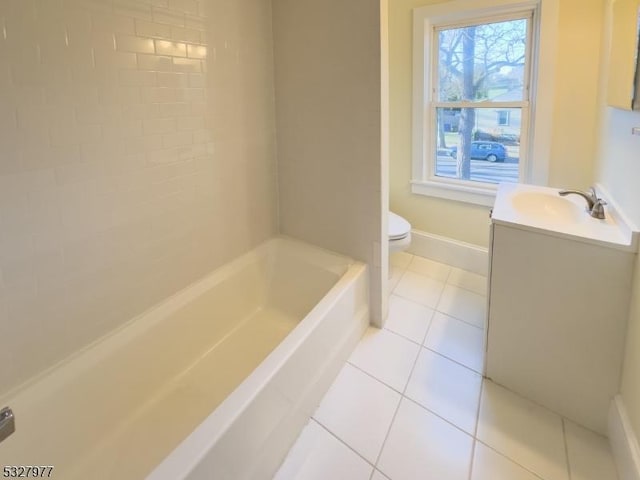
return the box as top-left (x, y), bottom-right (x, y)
top-left (433, 16), bottom-right (531, 183)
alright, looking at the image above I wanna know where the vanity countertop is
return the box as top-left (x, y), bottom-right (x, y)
top-left (491, 183), bottom-right (639, 252)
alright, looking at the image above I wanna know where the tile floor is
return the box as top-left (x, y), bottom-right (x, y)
top-left (274, 253), bottom-right (619, 480)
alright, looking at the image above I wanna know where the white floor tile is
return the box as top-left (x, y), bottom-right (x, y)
top-left (388, 266), bottom-right (404, 294)
top-left (405, 349), bottom-right (482, 434)
top-left (424, 312), bottom-right (484, 373)
top-left (477, 381), bottom-right (569, 480)
top-left (447, 267), bottom-right (487, 295)
top-left (471, 442), bottom-right (541, 480)
top-left (378, 398), bottom-right (473, 480)
top-left (407, 256), bottom-right (451, 282)
top-left (564, 420), bottom-right (619, 480)
top-left (384, 295), bottom-right (434, 344)
top-left (371, 470), bottom-right (391, 480)
top-left (390, 251), bottom-right (413, 269)
top-left (348, 327), bottom-right (421, 392)
top-left (437, 284), bottom-right (486, 328)
top-left (274, 420), bottom-right (373, 480)
top-left (313, 363), bottom-right (401, 464)
top-left (394, 271), bottom-right (445, 309)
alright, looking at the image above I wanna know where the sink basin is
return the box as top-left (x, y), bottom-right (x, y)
top-left (510, 191), bottom-right (584, 224)
top-left (492, 183), bottom-right (638, 251)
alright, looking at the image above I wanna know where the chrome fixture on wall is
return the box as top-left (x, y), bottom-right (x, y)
top-left (0, 407), bottom-right (15, 444)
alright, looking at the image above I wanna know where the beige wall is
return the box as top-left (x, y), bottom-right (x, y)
top-left (0, 0), bottom-right (278, 394)
top-left (389, 0), bottom-right (604, 248)
top-left (621, 255), bottom-right (640, 441)
top-left (273, 0), bottom-right (385, 323)
top-left (595, 0), bottom-right (640, 442)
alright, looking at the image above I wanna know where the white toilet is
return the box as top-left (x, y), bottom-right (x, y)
top-left (389, 211), bottom-right (411, 253)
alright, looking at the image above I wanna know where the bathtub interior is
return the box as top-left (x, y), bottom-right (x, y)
top-left (0, 237), bottom-right (351, 479)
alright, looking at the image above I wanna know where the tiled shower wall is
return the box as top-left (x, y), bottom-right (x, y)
top-left (0, 0), bottom-right (277, 393)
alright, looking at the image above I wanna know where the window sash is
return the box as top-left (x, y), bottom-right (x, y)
top-left (424, 10), bottom-right (535, 189)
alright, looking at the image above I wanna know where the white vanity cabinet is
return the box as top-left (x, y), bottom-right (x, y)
top-left (486, 184), bottom-right (638, 434)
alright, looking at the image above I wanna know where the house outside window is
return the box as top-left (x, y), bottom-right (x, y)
top-left (497, 110), bottom-right (511, 126)
top-left (411, 0), bottom-right (556, 206)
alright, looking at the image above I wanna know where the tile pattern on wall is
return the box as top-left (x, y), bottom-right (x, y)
top-left (0, 0), bottom-right (277, 393)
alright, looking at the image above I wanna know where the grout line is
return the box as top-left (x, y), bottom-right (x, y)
top-left (370, 387), bottom-right (403, 471)
top-left (562, 418), bottom-right (573, 480)
top-left (468, 379), bottom-right (486, 480)
top-left (370, 318), bottom-right (426, 471)
top-left (311, 419), bottom-right (378, 471)
top-left (486, 378), bottom-right (577, 429)
top-left (405, 258), bottom-right (487, 296)
top-left (392, 289), bottom-right (441, 311)
top-left (345, 361), bottom-right (407, 396)
top-left (401, 395), bottom-right (476, 439)
top-left (380, 324), bottom-right (425, 347)
top-left (389, 269), bottom-right (486, 330)
top-left (476, 439), bottom-right (549, 480)
top-left (468, 441), bottom-right (476, 480)
top-left (389, 267), bottom-right (409, 295)
top-left (419, 305), bottom-right (437, 346)
top-left (422, 345), bottom-right (483, 376)
top-left (433, 309), bottom-right (485, 331)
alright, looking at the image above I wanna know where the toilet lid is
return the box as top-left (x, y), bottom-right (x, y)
top-left (389, 212), bottom-right (411, 240)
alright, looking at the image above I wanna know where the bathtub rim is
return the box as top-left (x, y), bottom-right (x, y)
top-left (0, 235), bottom-right (352, 411)
top-left (147, 261), bottom-right (367, 479)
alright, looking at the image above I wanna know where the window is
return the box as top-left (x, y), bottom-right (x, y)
top-left (411, 0), bottom-right (557, 206)
top-left (497, 110), bottom-right (510, 126)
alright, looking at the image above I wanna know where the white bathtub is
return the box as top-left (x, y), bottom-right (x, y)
top-left (0, 237), bottom-right (369, 479)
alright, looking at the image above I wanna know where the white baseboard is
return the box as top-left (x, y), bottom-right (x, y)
top-left (609, 395), bottom-right (640, 480)
top-left (407, 229), bottom-right (489, 276)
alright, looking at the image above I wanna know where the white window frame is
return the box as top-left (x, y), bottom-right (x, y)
top-left (411, 0), bottom-right (558, 207)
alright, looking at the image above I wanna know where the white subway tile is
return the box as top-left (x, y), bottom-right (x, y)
top-left (135, 19), bottom-right (172, 39)
top-left (171, 26), bottom-right (200, 43)
top-left (113, 0), bottom-right (153, 21)
top-left (184, 87), bottom-right (204, 102)
top-left (162, 131), bottom-right (192, 148)
top-left (102, 118), bottom-right (143, 140)
top-left (171, 57), bottom-right (201, 72)
top-left (157, 71), bottom-right (188, 87)
top-left (186, 43), bottom-right (206, 59)
top-left (118, 69), bottom-right (157, 86)
top-left (143, 117), bottom-right (176, 134)
top-left (184, 14), bottom-right (205, 31)
top-left (98, 86), bottom-right (141, 104)
top-left (177, 116), bottom-right (204, 131)
top-left (122, 103), bottom-right (160, 119)
top-left (188, 72), bottom-right (204, 88)
top-left (0, 0), bottom-right (278, 397)
top-left (93, 51), bottom-right (138, 70)
top-left (125, 134), bottom-right (163, 154)
top-left (168, 0), bottom-right (199, 15)
top-left (155, 39), bottom-right (187, 57)
top-left (152, 7), bottom-right (185, 26)
top-left (137, 53), bottom-right (173, 71)
top-left (115, 35), bottom-right (155, 54)
top-left (140, 86), bottom-right (178, 103)
top-left (55, 161), bottom-right (104, 185)
top-left (159, 102), bottom-right (191, 117)
top-left (91, 31), bottom-right (117, 56)
top-left (91, 14), bottom-right (137, 35)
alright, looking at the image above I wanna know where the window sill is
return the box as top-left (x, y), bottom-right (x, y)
top-left (411, 180), bottom-right (496, 207)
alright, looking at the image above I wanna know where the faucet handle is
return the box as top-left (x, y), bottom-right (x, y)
top-left (588, 187), bottom-right (599, 201)
top-left (591, 198), bottom-right (607, 219)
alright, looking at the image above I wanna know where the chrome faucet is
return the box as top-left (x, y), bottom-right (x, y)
top-left (558, 187), bottom-right (607, 219)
